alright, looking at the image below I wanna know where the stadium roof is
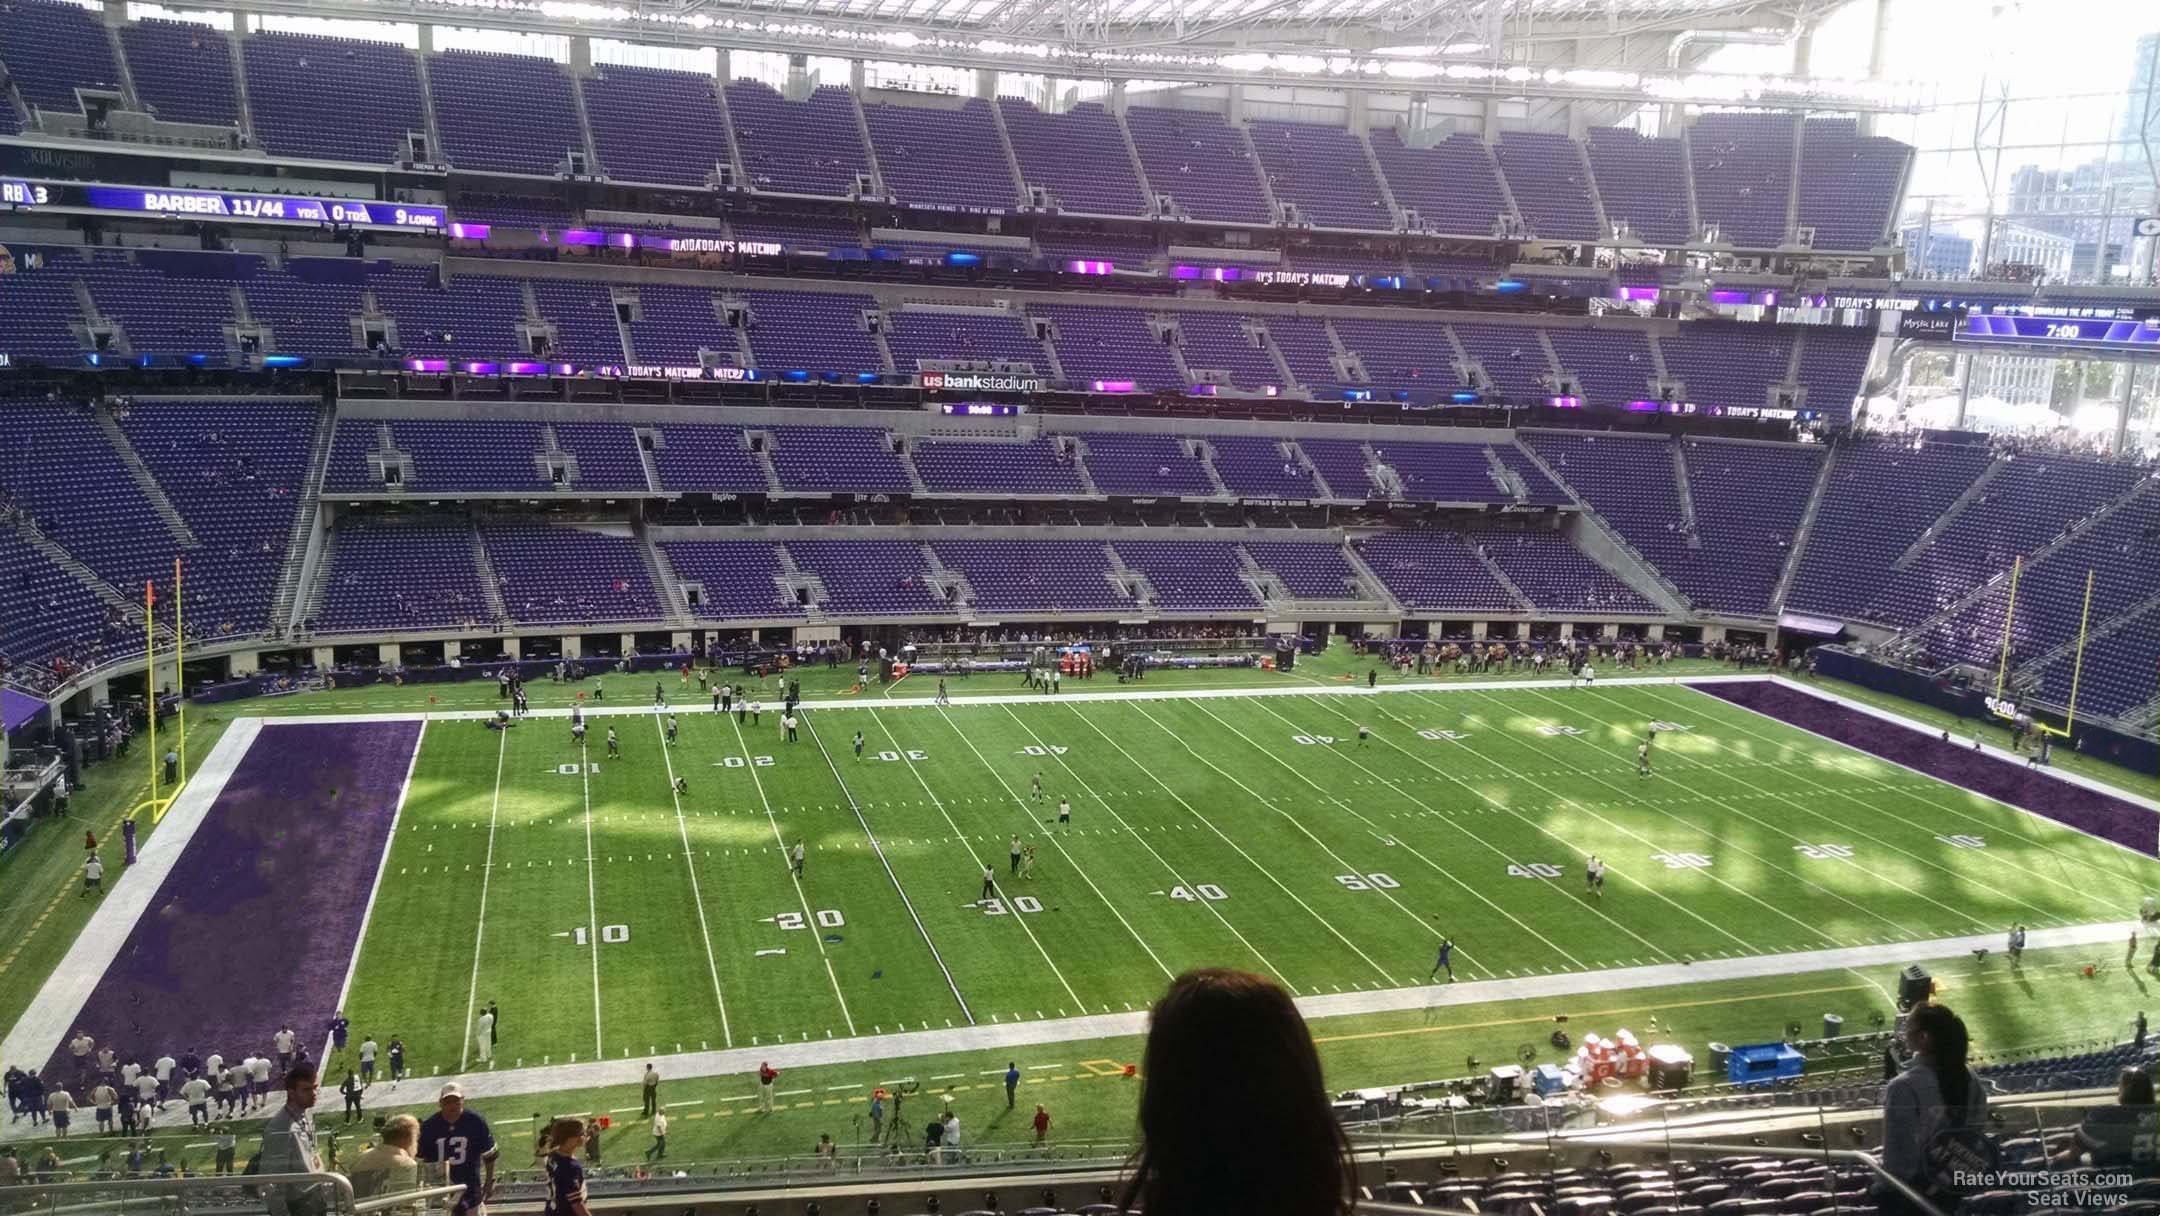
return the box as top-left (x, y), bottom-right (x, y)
top-left (259, 0), bottom-right (1913, 108)
top-left (654, 0), bottom-right (1793, 43)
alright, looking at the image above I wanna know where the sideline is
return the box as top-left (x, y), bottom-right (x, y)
top-left (0, 918), bottom-right (2119, 1137)
top-left (263, 672), bottom-right (1765, 725)
top-left (0, 719), bottom-right (263, 1070)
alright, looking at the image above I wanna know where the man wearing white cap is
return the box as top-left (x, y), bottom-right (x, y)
top-left (419, 1083), bottom-right (498, 1216)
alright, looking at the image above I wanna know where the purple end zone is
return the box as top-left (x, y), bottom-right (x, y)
top-left (41, 720), bottom-right (421, 1081)
top-left (1692, 680), bottom-right (2157, 858)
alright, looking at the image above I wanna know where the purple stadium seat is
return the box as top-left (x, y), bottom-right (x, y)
top-left (1690, 112), bottom-right (1794, 248)
top-left (316, 517), bottom-right (490, 633)
top-left (430, 51), bottom-right (583, 176)
top-left (585, 66), bottom-right (730, 188)
top-left (998, 98), bottom-right (1148, 217)
top-left (1248, 119), bottom-right (1392, 231)
top-left (1496, 132), bottom-right (1602, 241)
top-left (0, 0), bottom-right (120, 111)
top-left (785, 540), bottom-right (945, 615)
top-left (725, 81), bottom-right (871, 198)
top-left (863, 97), bottom-right (1014, 212)
top-left (121, 19), bottom-right (240, 126)
top-left (1370, 129), bottom-right (1507, 237)
top-left (1123, 106), bottom-right (1271, 225)
top-left (1586, 127), bottom-right (1692, 245)
top-left (244, 32), bottom-right (424, 163)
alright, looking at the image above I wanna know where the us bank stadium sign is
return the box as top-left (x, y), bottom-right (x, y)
top-left (921, 371), bottom-right (1049, 393)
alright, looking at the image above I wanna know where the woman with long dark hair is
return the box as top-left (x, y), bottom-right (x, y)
top-left (1119, 969), bottom-right (1353, 1216)
top-left (1876, 1003), bottom-right (1986, 1212)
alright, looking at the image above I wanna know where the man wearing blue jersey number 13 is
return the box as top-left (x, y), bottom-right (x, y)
top-left (419, 1083), bottom-right (498, 1216)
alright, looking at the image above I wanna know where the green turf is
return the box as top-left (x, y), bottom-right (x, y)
top-left (335, 681), bottom-right (2155, 1075)
top-left (17, 939), bottom-right (2139, 1174)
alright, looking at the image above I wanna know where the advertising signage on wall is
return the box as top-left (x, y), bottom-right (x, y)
top-left (921, 370), bottom-right (1050, 393)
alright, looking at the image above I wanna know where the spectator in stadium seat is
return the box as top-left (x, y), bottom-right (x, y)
top-left (349, 1113), bottom-right (422, 1214)
top-left (1118, 969), bottom-right (1352, 1216)
top-left (1875, 1002), bottom-right (1984, 1214)
top-left (2056, 1066), bottom-right (2157, 1170)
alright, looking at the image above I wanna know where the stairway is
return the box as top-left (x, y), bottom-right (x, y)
top-left (635, 432), bottom-right (663, 494)
top-left (96, 409), bottom-right (199, 548)
top-left (1679, 126), bottom-right (1704, 238)
top-left (412, 48), bottom-right (446, 163)
top-left (1893, 457), bottom-right (2007, 570)
top-left (1359, 131), bottom-right (1403, 228)
top-left (105, 24), bottom-right (142, 112)
top-left (985, 95), bottom-right (1030, 208)
top-left (1895, 480), bottom-right (2158, 651)
top-left (895, 438), bottom-right (929, 496)
top-left (1482, 447), bottom-right (1529, 503)
top-left (295, 527), bottom-right (334, 630)
top-left (1669, 442), bottom-right (1701, 550)
top-left (1470, 540), bottom-right (1536, 612)
top-left (269, 406), bottom-right (336, 634)
top-left (1484, 139), bottom-right (1525, 235)
top-left (708, 76), bottom-right (745, 185)
top-left (1535, 331), bottom-right (1567, 394)
top-left (1577, 139), bottom-right (1611, 239)
top-left (849, 90), bottom-right (888, 197)
top-left (1771, 442), bottom-right (1837, 612)
top-left (632, 517), bottom-right (690, 626)
top-left (469, 524), bottom-right (510, 622)
top-left (2025, 589), bottom-right (2160, 672)
top-left (226, 28), bottom-right (257, 147)
top-left (1513, 438), bottom-right (1695, 612)
top-left (1192, 438), bottom-right (1233, 497)
top-left (571, 71), bottom-right (605, 174)
top-left (12, 518), bottom-right (152, 629)
top-left (1067, 439), bottom-right (1102, 496)
top-left (1289, 440), bottom-right (1337, 499)
top-left (1110, 105), bottom-right (1157, 209)
top-left (747, 431), bottom-right (784, 494)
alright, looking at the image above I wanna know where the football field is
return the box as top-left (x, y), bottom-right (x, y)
top-left (335, 679), bottom-right (2153, 1076)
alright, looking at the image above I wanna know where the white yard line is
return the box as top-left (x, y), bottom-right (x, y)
top-left (263, 673), bottom-right (1766, 725)
top-left (580, 740), bottom-right (604, 1058)
top-left (1449, 687), bottom-right (1844, 948)
top-left (1696, 682), bottom-right (2160, 868)
top-left (10, 917), bottom-right (2106, 1133)
top-left (1777, 679), bottom-right (2160, 816)
top-left (929, 706), bottom-right (1175, 984)
top-left (1133, 699), bottom-right (1439, 955)
top-left (654, 712), bottom-right (733, 1050)
top-left (1505, 687), bottom-right (1957, 935)
top-left (725, 713), bottom-right (857, 1037)
top-left (1353, 695), bottom-right (1759, 957)
top-left (1289, 694), bottom-right (1679, 962)
top-left (1623, 686), bottom-right (2110, 921)
top-left (798, 712), bottom-right (974, 1025)
top-left (458, 727), bottom-right (509, 1073)
top-left (0, 718), bottom-right (261, 1071)
top-left (860, 708), bottom-right (1089, 1014)
top-left (1066, 702), bottom-right (1399, 985)
top-left (1235, 697), bottom-right (1583, 976)
top-left (327, 718), bottom-right (428, 1063)
top-left (995, 703), bottom-right (1292, 988)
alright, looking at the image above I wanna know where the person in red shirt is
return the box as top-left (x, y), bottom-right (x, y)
top-left (1031, 1104), bottom-right (1050, 1145)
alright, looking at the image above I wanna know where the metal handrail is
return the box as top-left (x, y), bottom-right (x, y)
top-left (0, 1172), bottom-right (467, 1216)
top-left (1591, 1137), bottom-right (1945, 1216)
top-left (352, 1184), bottom-right (470, 1214)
